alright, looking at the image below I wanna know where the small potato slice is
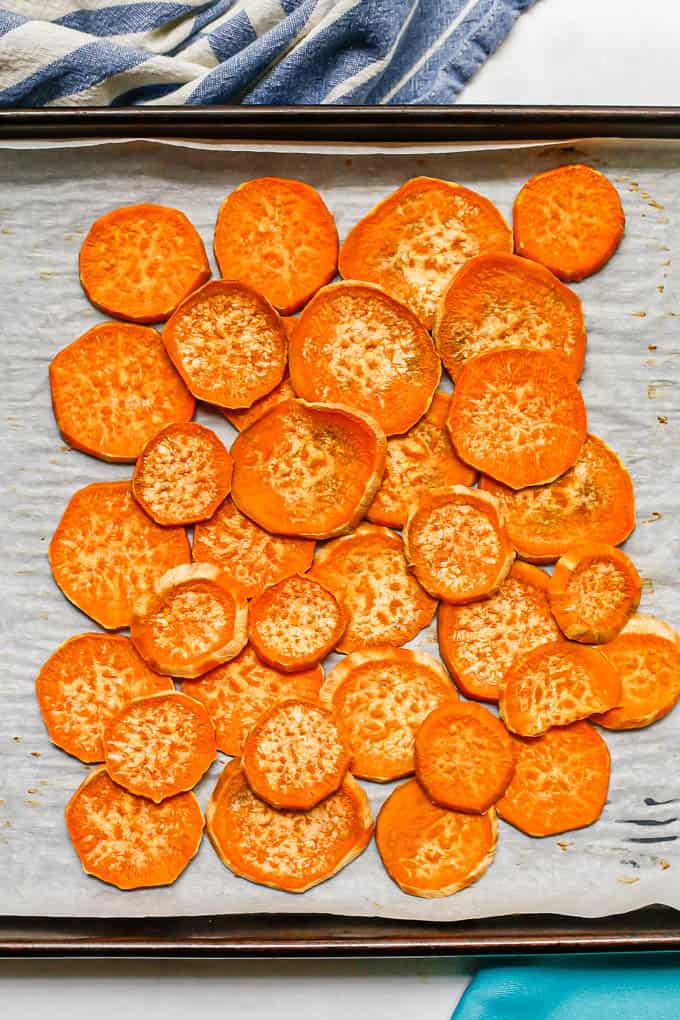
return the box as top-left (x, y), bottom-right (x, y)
top-left (36, 633), bottom-right (174, 763)
top-left (548, 542), bottom-right (641, 644)
top-left (207, 760), bottom-right (372, 893)
top-left (103, 691), bottom-right (216, 803)
top-left (242, 698), bottom-right (350, 810)
top-left (311, 523), bottom-right (436, 652)
top-left (66, 766), bottom-right (204, 890)
top-left (403, 486), bottom-right (514, 603)
top-left (223, 373), bottom-right (297, 432)
top-left (131, 563), bottom-right (248, 678)
top-left (320, 648), bottom-right (457, 782)
top-left (376, 778), bottom-right (498, 898)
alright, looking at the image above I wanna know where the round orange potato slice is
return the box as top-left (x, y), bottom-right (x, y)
top-left (103, 691), bottom-right (216, 803)
top-left (366, 391), bottom-right (476, 529)
top-left (242, 698), bottom-right (350, 810)
top-left (310, 523), bottom-right (436, 652)
top-left (182, 645), bottom-right (323, 756)
top-left (403, 486), bottom-right (514, 603)
top-left (248, 574), bottom-right (346, 672)
top-left (549, 542), bottom-right (641, 644)
top-left (320, 648), bottom-right (457, 782)
top-left (162, 280), bottom-right (287, 409)
top-left (449, 348), bottom-right (587, 490)
top-left (433, 253), bottom-right (586, 381)
top-left (339, 176), bottom-right (512, 329)
top-left (230, 399), bottom-right (386, 539)
top-left (376, 778), bottom-right (498, 898)
top-left (288, 281), bottom-right (440, 436)
top-left (66, 766), bottom-right (204, 890)
top-left (213, 177), bottom-right (338, 315)
top-left (593, 615), bottom-right (680, 730)
top-left (415, 702), bottom-right (515, 813)
top-left (131, 563), bottom-right (248, 678)
top-left (480, 434), bottom-right (636, 563)
top-left (207, 760), bottom-right (372, 893)
top-left (500, 640), bottom-right (622, 737)
top-left (49, 322), bottom-right (195, 463)
top-left (496, 721), bottom-right (610, 837)
top-left (36, 633), bottom-right (174, 763)
top-left (223, 373), bottom-right (297, 432)
top-left (438, 562), bottom-right (560, 702)
top-left (79, 203), bottom-right (211, 323)
top-left (49, 481), bottom-right (190, 630)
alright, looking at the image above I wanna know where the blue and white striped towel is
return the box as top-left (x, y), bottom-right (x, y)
top-left (0, 0), bottom-right (535, 106)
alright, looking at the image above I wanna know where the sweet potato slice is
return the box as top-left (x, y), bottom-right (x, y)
top-left (433, 253), bottom-right (586, 381)
top-left (480, 434), bottom-right (636, 562)
top-left (320, 648), bottom-right (457, 782)
top-left (403, 486), bottom-right (514, 603)
top-left (230, 399), bottom-right (386, 539)
top-left (207, 760), bottom-right (372, 893)
top-left (132, 422), bottom-right (233, 525)
top-left (438, 562), bottom-right (560, 702)
top-left (549, 542), bottom-right (641, 644)
top-left (66, 766), bottom-right (204, 890)
top-left (310, 523), bottom-right (436, 652)
top-left (248, 574), bottom-right (346, 672)
top-left (49, 481), bottom-right (190, 630)
top-left (182, 646), bottom-right (323, 756)
top-left (366, 391), bottom-right (476, 529)
top-left (496, 722), bottom-right (610, 836)
top-left (513, 164), bottom-right (625, 282)
top-left (103, 691), bottom-right (216, 803)
top-left (449, 348), bottom-right (587, 489)
top-left (339, 176), bottom-right (512, 329)
top-left (222, 373), bottom-right (297, 432)
top-left (376, 778), bottom-right (497, 898)
top-left (49, 322), bottom-right (195, 463)
top-left (242, 698), bottom-right (350, 810)
top-left (288, 281), bottom-right (440, 436)
top-left (593, 615), bottom-right (680, 730)
top-left (79, 203), bottom-right (210, 323)
top-left (36, 633), bottom-right (174, 763)
top-left (500, 640), bottom-right (622, 737)
top-left (130, 563), bottom-right (248, 678)
top-left (162, 280), bottom-right (287, 409)
top-left (213, 177), bottom-right (338, 315)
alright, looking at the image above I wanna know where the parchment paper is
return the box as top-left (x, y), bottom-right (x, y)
top-left (1, 137), bottom-right (679, 920)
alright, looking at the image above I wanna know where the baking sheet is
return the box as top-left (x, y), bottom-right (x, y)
top-left (1, 137), bottom-right (679, 921)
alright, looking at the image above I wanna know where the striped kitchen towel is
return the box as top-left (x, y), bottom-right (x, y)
top-left (0, 0), bottom-right (536, 106)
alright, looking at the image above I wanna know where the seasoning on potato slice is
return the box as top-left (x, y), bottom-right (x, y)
top-left (49, 322), bottom-right (195, 463)
top-left (480, 434), bottom-right (635, 563)
top-left (213, 177), bottom-right (338, 315)
top-left (339, 176), bottom-right (512, 329)
top-left (513, 164), bottom-right (625, 282)
top-left (242, 698), bottom-right (350, 810)
top-left (593, 615), bottom-right (680, 730)
top-left (66, 766), bottom-right (204, 890)
top-left (433, 253), bottom-right (586, 381)
top-left (223, 373), bottom-right (297, 432)
top-left (36, 633), bottom-right (174, 763)
top-left (376, 778), bottom-right (497, 898)
top-left (449, 348), bottom-right (587, 490)
top-left (403, 486), bottom-right (514, 603)
top-left (103, 691), bottom-right (216, 803)
top-left (131, 563), bottom-right (247, 678)
top-left (288, 281), bottom-right (440, 436)
top-left (500, 640), bottom-right (621, 737)
top-left (549, 542), bottom-right (641, 644)
top-left (230, 399), bottom-right (386, 539)
top-left (320, 648), bottom-right (457, 782)
top-left (207, 760), bottom-right (372, 893)
top-left (311, 523), bottom-right (436, 652)
top-left (49, 481), bottom-right (190, 630)
top-left (132, 422), bottom-right (232, 526)
top-left (162, 280), bottom-right (287, 409)
top-left (438, 562), bottom-right (560, 702)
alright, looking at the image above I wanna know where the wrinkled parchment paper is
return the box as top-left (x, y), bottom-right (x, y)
top-left (1, 137), bottom-right (679, 920)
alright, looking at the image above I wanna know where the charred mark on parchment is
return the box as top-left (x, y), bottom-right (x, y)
top-left (645, 797), bottom-right (678, 806)
top-left (617, 817), bottom-right (677, 827)
top-left (629, 836), bottom-right (678, 844)
top-left (619, 859), bottom-right (641, 868)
